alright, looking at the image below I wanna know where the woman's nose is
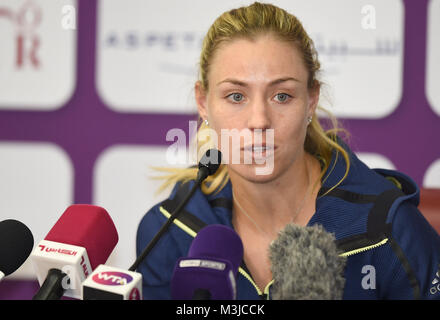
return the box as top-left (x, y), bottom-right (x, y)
top-left (246, 97), bottom-right (271, 130)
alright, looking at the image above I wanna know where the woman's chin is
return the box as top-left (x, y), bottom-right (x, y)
top-left (228, 162), bottom-right (279, 184)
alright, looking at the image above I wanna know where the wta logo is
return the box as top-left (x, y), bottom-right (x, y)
top-left (92, 271), bottom-right (133, 286)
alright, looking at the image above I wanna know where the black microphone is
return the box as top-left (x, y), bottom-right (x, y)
top-left (269, 223), bottom-right (347, 299)
top-left (129, 149), bottom-right (222, 272)
top-left (0, 219), bottom-right (34, 282)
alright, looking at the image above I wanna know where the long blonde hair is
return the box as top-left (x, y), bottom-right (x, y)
top-left (152, 2), bottom-right (350, 197)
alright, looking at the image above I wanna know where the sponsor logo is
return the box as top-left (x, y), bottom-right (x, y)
top-left (92, 271), bottom-right (133, 286)
top-left (0, 0), bottom-right (42, 69)
top-left (38, 244), bottom-right (77, 256)
top-left (179, 259), bottom-right (226, 271)
top-left (80, 256), bottom-right (90, 277)
top-left (430, 269), bottom-right (440, 295)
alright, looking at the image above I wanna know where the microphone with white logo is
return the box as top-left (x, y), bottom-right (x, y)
top-left (31, 204), bottom-right (118, 300)
top-left (269, 223), bottom-right (347, 299)
top-left (82, 149), bottom-right (222, 300)
top-left (171, 224), bottom-right (244, 300)
top-left (82, 265), bottom-right (142, 300)
top-left (0, 219), bottom-right (34, 282)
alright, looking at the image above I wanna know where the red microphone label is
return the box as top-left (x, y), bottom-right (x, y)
top-left (92, 271), bottom-right (133, 286)
top-left (129, 287), bottom-right (141, 300)
top-left (38, 244), bottom-right (77, 256)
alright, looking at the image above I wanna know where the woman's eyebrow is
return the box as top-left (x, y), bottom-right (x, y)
top-left (216, 77), bottom-right (301, 87)
top-left (269, 77), bottom-right (301, 86)
top-left (216, 78), bottom-right (248, 87)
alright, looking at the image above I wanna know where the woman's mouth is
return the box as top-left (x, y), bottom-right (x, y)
top-left (241, 145), bottom-right (276, 159)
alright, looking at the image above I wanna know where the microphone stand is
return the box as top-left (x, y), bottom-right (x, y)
top-left (129, 149), bottom-right (220, 272)
top-left (32, 269), bottom-right (68, 300)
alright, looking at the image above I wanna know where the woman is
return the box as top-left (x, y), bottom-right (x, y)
top-left (136, 2), bottom-right (440, 299)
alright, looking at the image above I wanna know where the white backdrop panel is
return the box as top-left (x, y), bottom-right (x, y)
top-left (424, 158), bottom-right (440, 188)
top-left (97, 0), bottom-right (404, 118)
top-left (93, 145), bottom-right (188, 270)
top-left (0, 142), bottom-right (74, 279)
top-left (356, 152), bottom-right (396, 170)
top-left (0, 0), bottom-right (77, 110)
top-left (426, 0), bottom-right (440, 116)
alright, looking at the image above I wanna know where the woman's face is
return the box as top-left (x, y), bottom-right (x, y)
top-left (196, 34), bottom-right (320, 183)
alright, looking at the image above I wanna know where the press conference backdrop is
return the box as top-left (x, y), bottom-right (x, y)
top-left (0, 0), bottom-right (439, 299)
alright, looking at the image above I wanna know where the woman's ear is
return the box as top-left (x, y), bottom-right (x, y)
top-left (195, 81), bottom-right (208, 121)
top-left (308, 80), bottom-right (320, 116)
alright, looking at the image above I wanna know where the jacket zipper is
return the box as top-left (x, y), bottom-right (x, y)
top-left (160, 206), bottom-right (269, 298)
top-left (159, 206), bottom-right (389, 299)
top-left (339, 238), bottom-right (389, 257)
top-left (259, 240), bottom-right (389, 299)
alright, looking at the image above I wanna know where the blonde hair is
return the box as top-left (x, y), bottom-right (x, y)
top-left (152, 2), bottom-right (350, 197)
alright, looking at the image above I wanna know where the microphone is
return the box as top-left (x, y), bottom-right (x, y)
top-left (0, 219), bottom-right (34, 282)
top-left (30, 204), bottom-right (118, 300)
top-left (81, 150), bottom-right (222, 300)
top-left (129, 149), bottom-right (222, 272)
top-left (82, 265), bottom-right (142, 300)
top-left (269, 223), bottom-right (347, 300)
top-left (171, 224), bottom-right (244, 300)
top-left (197, 148), bottom-right (222, 181)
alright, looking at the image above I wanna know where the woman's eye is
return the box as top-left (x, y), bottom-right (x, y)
top-left (274, 93), bottom-right (291, 103)
top-left (227, 93), bottom-right (244, 103)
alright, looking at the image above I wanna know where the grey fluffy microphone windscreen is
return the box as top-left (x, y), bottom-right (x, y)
top-left (269, 224), bottom-right (347, 300)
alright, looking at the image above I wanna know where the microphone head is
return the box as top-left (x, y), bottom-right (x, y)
top-left (0, 219), bottom-right (34, 276)
top-left (269, 223), bottom-right (347, 300)
top-left (198, 149), bottom-right (222, 176)
top-left (171, 224), bottom-right (244, 300)
top-left (44, 204), bottom-right (118, 270)
top-left (188, 224), bottom-right (243, 273)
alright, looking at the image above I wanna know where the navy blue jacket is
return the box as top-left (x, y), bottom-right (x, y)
top-left (136, 147), bottom-right (440, 300)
